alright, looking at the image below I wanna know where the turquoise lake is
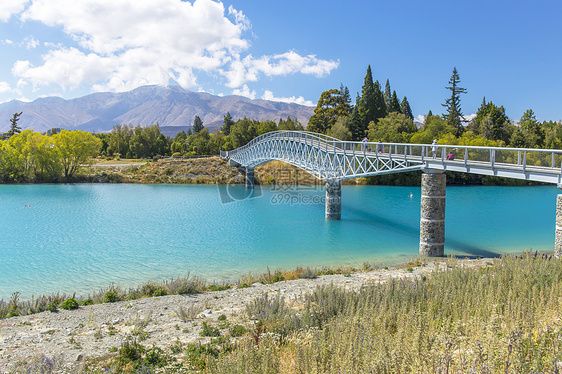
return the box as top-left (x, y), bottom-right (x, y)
top-left (0, 184), bottom-right (558, 300)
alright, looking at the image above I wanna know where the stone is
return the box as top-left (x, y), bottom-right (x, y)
top-left (325, 180), bottom-right (342, 220)
top-left (419, 172), bottom-right (446, 256)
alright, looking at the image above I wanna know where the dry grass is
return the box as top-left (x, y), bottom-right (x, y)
top-left (210, 252), bottom-right (562, 373)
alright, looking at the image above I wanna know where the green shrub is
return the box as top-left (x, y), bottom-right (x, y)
top-left (60, 298), bottom-right (79, 310)
top-left (104, 290), bottom-right (119, 303)
top-left (229, 324), bottom-right (247, 337)
top-left (185, 343), bottom-right (219, 370)
top-left (200, 322), bottom-right (221, 337)
top-left (218, 314), bottom-right (227, 321)
top-left (82, 298), bottom-right (93, 306)
top-left (142, 345), bottom-right (168, 367)
top-left (118, 339), bottom-right (144, 363)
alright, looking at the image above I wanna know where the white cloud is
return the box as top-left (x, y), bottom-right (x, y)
top-left (11, 0), bottom-right (338, 94)
top-left (0, 0), bottom-right (29, 21)
top-left (2, 39), bottom-right (14, 45)
top-left (24, 36), bottom-right (39, 49)
top-left (262, 90), bottom-right (314, 106)
top-left (228, 5), bottom-right (251, 31)
top-left (0, 82), bottom-right (11, 93)
top-left (232, 84), bottom-right (255, 99)
top-left (222, 51), bottom-right (339, 88)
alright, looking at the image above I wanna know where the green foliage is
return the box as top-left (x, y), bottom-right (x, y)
top-left (515, 109), bottom-right (545, 148)
top-left (221, 112), bottom-right (234, 135)
top-left (209, 254), bottom-right (562, 373)
top-left (307, 87), bottom-right (352, 134)
top-left (354, 66), bottom-right (386, 139)
top-left (6, 112), bottom-right (23, 139)
top-left (193, 115), bottom-right (204, 134)
top-left (410, 114), bottom-right (456, 144)
top-left (54, 130), bottom-right (102, 179)
top-left (104, 290), bottom-right (119, 303)
top-left (326, 116), bottom-right (352, 140)
top-left (400, 96), bottom-right (413, 120)
top-left (200, 322), bottom-right (221, 337)
top-left (185, 343), bottom-right (220, 370)
top-left (60, 298), bottom-right (79, 310)
top-left (388, 90), bottom-right (401, 113)
top-left (367, 112), bottom-right (417, 143)
top-left (442, 67), bottom-right (467, 136)
top-left (229, 324), bottom-right (247, 337)
top-left (467, 97), bottom-right (512, 143)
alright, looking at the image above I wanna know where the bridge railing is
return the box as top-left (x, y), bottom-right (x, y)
top-left (224, 131), bottom-right (562, 175)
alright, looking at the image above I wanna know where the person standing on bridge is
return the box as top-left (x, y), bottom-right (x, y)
top-left (362, 137), bottom-right (369, 152)
top-left (432, 139), bottom-right (438, 159)
top-left (377, 139), bottom-right (384, 154)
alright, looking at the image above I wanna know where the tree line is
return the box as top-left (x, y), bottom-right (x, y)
top-left (308, 65), bottom-right (562, 151)
top-left (1, 65), bottom-right (561, 183)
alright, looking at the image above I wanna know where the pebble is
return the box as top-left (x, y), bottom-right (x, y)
top-left (0, 258), bottom-right (491, 372)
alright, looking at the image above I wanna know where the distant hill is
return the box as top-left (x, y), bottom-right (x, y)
top-left (0, 85), bottom-right (315, 135)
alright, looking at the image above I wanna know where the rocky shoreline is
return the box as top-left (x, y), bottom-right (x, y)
top-left (0, 257), bottom-right (492, 373)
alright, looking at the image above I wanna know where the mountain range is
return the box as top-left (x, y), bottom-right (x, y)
top-left (0, 85), bottom-right (315, 136)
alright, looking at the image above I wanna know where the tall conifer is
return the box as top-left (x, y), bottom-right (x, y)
top-left (442, 67), bottom-right (467, 136)
top-left (389, 91), bottom-right (401, 113)
top-left (384, 79), bottom-right (392, 109)
top-left (401, 97), bottom-right (413, 120)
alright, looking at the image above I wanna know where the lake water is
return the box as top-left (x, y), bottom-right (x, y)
top-left (0, 183), bottom-right (558, 299)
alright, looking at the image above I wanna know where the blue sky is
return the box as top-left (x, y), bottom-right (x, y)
top-left (0, 0), bottom-right (561, 123)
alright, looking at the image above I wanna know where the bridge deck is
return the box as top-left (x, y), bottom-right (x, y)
top-left (223, 131), bottom-right (562, 185)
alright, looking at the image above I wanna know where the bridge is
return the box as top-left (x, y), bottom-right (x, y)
top-left (220, 130), bottom-right (562, 257)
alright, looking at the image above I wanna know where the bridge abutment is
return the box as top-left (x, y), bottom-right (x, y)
top-left (325, 180), bottom-right (342, 220)
top-left (245, 167), bottom-right (255, 189)
top-left (419, 170), bottom-right (446, 256)
top-left (554, 191), bottom-right (562, 258)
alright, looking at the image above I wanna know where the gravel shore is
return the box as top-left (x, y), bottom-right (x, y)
top-left (0, 258), bottom-right (491, 373)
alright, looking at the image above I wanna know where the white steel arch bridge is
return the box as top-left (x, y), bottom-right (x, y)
top-left (220, 131), bottom-right (562, 257)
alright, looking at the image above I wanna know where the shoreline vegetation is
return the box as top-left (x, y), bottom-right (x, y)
top-left (78, 156), bottom-right (542, 187)
top-left (1, 252), bottom-right (561, 373)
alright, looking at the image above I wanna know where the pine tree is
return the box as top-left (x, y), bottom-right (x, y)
top-left (340, 83), bottom-right (351, 106)
top-left (442, 67), bottom-right (467, 136)
top-left (222, 112), bottom-right (234, 135)
top-left (373, 80), bottom-right (387, 120)
top-left (193, 116), bottom-right (204, 133)
top-left (349, 93), bottom-right (363, 140)
top-left (400, 96), bottom-right (413, 120)
top-left (389, 91), bottom-right (401, 113)
top-left (468, 97), bottom-right (510, 142)
top-left (357, 66), bottom-right (377, 135)
top-left (6, 112), bottom-right (23, 138)
top-left (384, 79), bottom-right (391, 109)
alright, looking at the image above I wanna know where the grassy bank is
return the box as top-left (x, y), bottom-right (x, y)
top-left (214, 253), bottom-right (562, 373)
top-left (0, 262), bottom-right (365, 319)
top-left (81, 157), bottom-right (367, 185)
top-left (4, 253), bottom-right (562, 373)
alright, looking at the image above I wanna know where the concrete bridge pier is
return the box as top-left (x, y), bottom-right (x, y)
top-left (245, 167), bottom-right (255, 189)
top-left (555, 185), bottom-right (562, 258)
top-left (419, 170), bottom-right (446, 256)
top-left (325, 179), bottom-right (342, 220)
